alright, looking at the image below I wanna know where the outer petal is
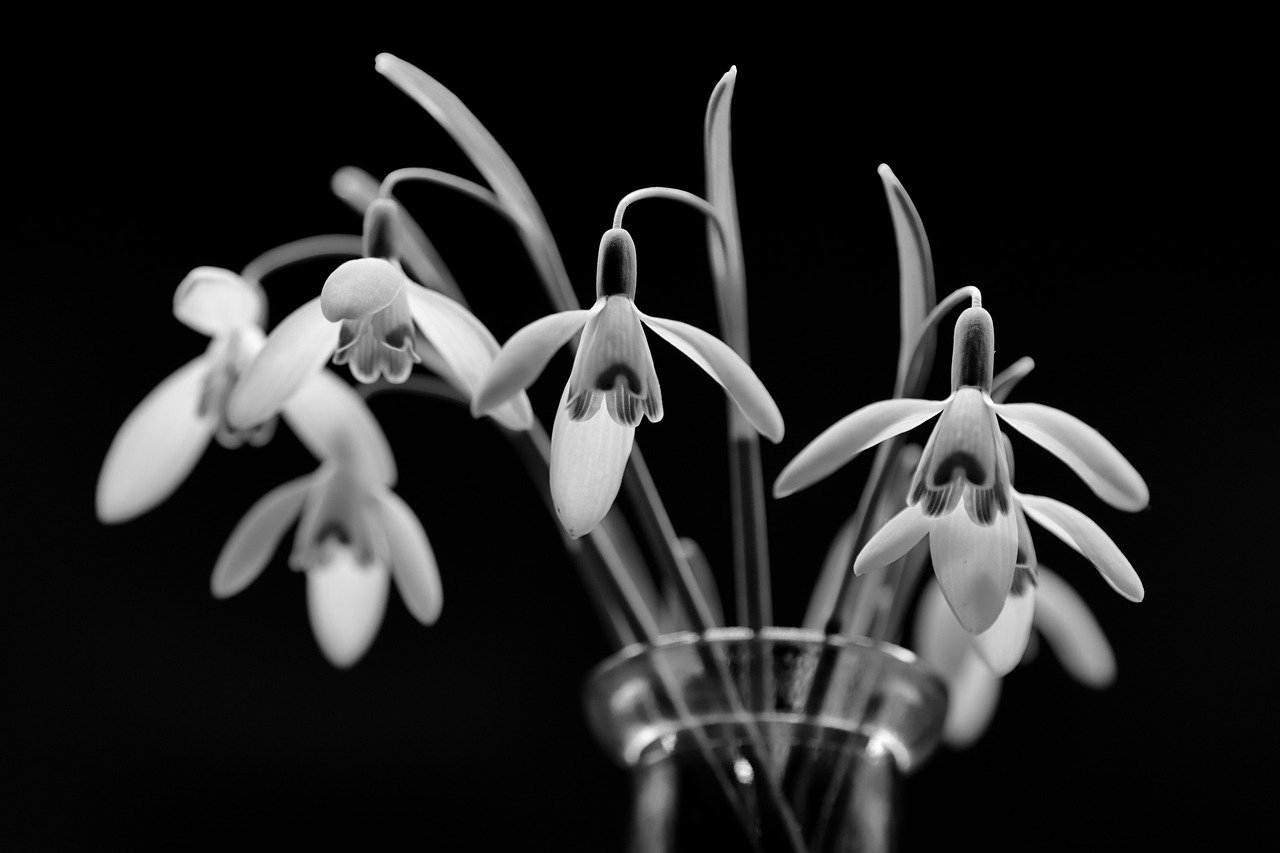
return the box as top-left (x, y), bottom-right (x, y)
top-left (373, 488), bottom-right (443, 625)
top-left (320, 257), bottom-right (404, 322)
top-left (912, 579), bottom-right (1001, 748)
top-left (96, 356), bottom-right (215, 523)
top-left (1033, 567), bottom-right (1117, 687)
top-left (306, 550), bottom-right (390, 668)
top-left (929, 505), bottom-right (1018, 633)
top-left (210, 474), bottom-right (314, 597)
top-left (638, 312), bottom-right (784, 442)
top-left (281, 370), bottom-right (397, 487)
top-left (995, 402), bottom-right (1149, 511)
top-left (853, 504), bottom-right (934, 576)
top-left (228, 297), bottom-right (340, 429)
top-left (1018, 492), bottom-right (1144, 602)
top-left (550, 381), bottom-right (635, 539)
top-left (473, 309), bottom-right (591, 416)
top-left (173, 267), bottom-right (264, 337)
top-left (971, 581), bottom-right (1036, 676)
top-left (774, 398), bottom-right (946, 498)
top-left (405, 282), bottom-right (533, 429)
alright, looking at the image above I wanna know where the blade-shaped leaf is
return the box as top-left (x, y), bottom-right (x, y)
top-left (375, 54), bottom-right (577, 311)
top-left (879, 165), bottom-right (937, 398)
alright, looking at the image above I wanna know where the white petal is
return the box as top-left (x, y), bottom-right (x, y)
top-left (96, 356), bottom-right (215, 523)
top-left (173, 267), bottom-right (264, 336)
top-left (404, 282), bottom-right (533, 430)
top-left (374, 488), bottom-right (443, 625)
top-left (639, 312), bottom-right (784, 442)
top-left (281, 370), bottom-right (397, 487)
top-left (945, 652), bottom-right (1003, 748)
top-left (306, 549), bottom-right (390, 668)
top-left (227, 297), bottom-right (339, 429)
top-left (773, 398), bottom-right (945, 498)
top-left (1018, 492), bottom-right (1144, 602)
top-left (320, 258), bottom-right (404, 322)
top-left (929, 505), bottom-right (1018, 633)
top-left (210, 474), bottom-right (314, 597)
top-left (550, 381), bottom-right (634, 539)
top-left (1033, 567), bottom-right (1117, 687)
top-left (912, 579), bottom-right (1001, 748)
top-left (995, 402), bottom-right (1149, 511)
top-left (473, 309), bottom-right (591, 416)
top-left (854, 504), bottom-right (933, 576)
top-left (972, 583), bottom-right (1036, 676)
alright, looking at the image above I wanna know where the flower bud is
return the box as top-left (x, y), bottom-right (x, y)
top-left (950, 306), bottom-right (995, 392)
top-left (362, 198), bottom-right (400, 260)
top-left (596, 228), bottom-right (637, 299)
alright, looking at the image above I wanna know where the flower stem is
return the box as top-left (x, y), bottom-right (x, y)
top-left (330, 166), bottom-right (469, 307)
top-left (611, 187), bottom-right (730, 260)
top-left (612, 185), bottom-right (772, 631)
top-left (378, 167), bottom-right (521, 230)
top-left (239, 234), bottom-right (363, 283)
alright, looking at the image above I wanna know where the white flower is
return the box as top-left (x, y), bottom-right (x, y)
top-left (914, 568), bottom-right (1116, 748)
top-left (96, 268), bottom-right (394, 523)
top-left (473, 227), bottom-right (784, 537)
top-left (210, 450), bottom-right (441, 669)
top-left (226, 199), bottom-right (533, 434)
top-left (774, 304), bottom-right (1147, 633)
top-left (943, 433), bottom-right (1142, 675)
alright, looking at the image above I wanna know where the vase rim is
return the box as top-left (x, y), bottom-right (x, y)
top-left (588, 626), bottom-right (924, 685)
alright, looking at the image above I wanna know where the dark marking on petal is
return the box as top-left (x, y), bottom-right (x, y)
top-left (932, 451), bottom-right (986, 487)
top-left (595, 363), bottom-right (642, 394)
top-left (567, 391), bottom-right (602, 422)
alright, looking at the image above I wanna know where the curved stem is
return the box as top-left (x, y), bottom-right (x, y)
top-left (379, 168), bottom-right (521, 229)
top-left (239, 234), bottom-right (363, 283)
top-left (893, 285), bottom-right (983, 397)
top-left (612, 187), bottom-right (730, 261)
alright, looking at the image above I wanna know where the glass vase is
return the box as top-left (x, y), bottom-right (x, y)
top-left (585, 628), bottom-right (946, 853)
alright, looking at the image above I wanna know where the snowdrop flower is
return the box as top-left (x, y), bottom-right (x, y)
top-left (97, 268), bottom-right (394, 523)
top-left (472, 227), bottom-right (784, 537)
top-left (210, 442), bottom-right (440, 668)
top-left (914, 568), bottom-right (1116, 748)
top-left (227, 198), bottom-right (532, 433)
top-left (952, 433), bottom-right (1142, 674)
top-left (774, 302), bottom-right (1147, 633)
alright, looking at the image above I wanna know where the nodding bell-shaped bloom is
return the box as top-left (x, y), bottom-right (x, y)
top-left (226, 198), bottom-right (532, 433)
top-left (210, 445), bottom-right (440, 669)
top-left (944, 433), bottom-right (1143, 675)
top-left (914, 567), bottom-right (1117, 748)
top-left (774, 304), bottom-right (1147, 633)
top-left (97, 268), bottom-right (395, 524)
top-left (472, 227), bottom-right (785, 538)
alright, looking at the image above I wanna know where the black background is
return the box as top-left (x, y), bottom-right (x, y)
top-left (8, 26), bottom-right (1273, 849)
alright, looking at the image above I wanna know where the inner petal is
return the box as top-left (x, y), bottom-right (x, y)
top-left (567, 297), bottom-right (661, 427)
top-left (332, 291), bottom-right (421, 384)
top-left (911, 387), bottom-right (1004, 518)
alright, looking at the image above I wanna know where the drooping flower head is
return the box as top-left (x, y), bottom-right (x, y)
top-left (914, 567), bottom-right (1117, 748)
top-left (211, 436), bottom-right (439, 669)
top-left (97, 268), bottom-right (393, 523)
top-left (474, 226), bottom-right (784, 537)
top-left (227, 197), bottom-right (532, 433)
top-left (775, 299), bottom-right (1147, 634)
